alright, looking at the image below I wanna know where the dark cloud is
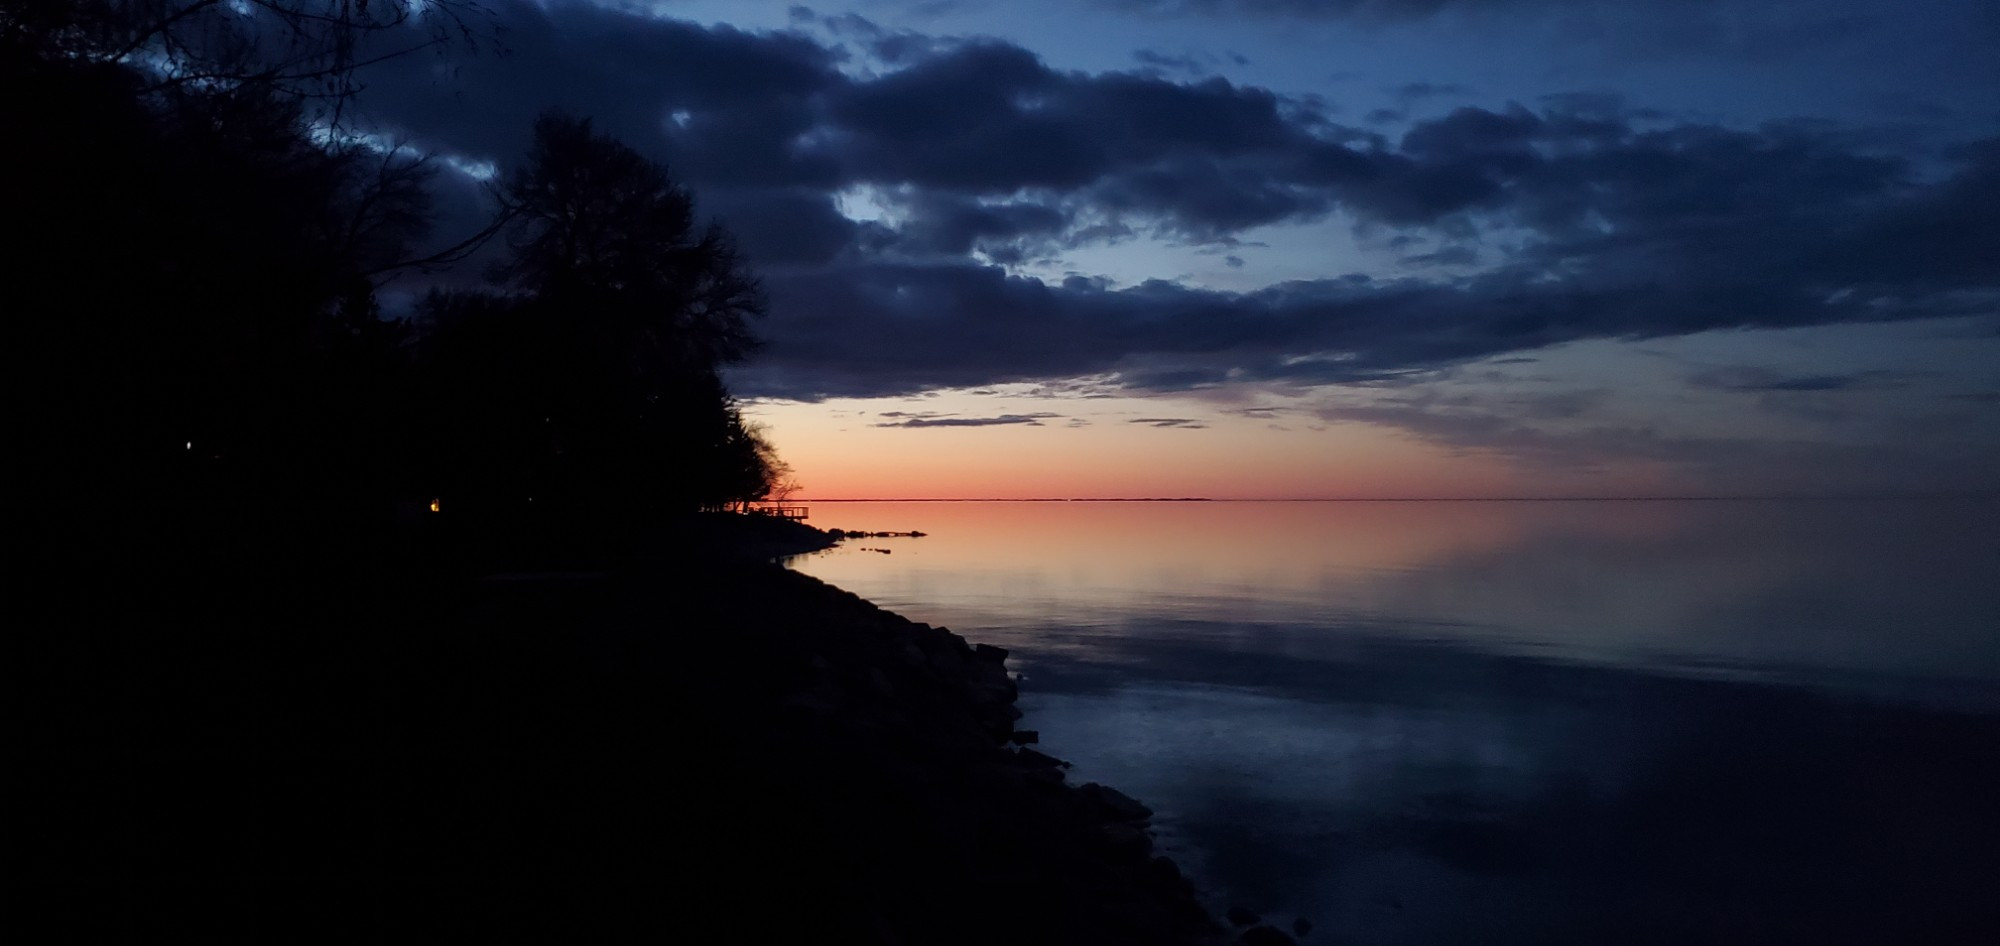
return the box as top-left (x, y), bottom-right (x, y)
top-left (359, 2), bottom-right (842, 181)
top-left (1400, 245), bottom-right (1478, 267)
top-left (1130, 417), bottom-right (1210, 428)
top-left (1682, 368), bottom-right (1931, 426)
top-left (365, 3), bottom-right (1373, 243)
top-left (737, 156), bottom-right (2000, 398)
top-left (1394, 81), bottom-right (1471, 102)
top-left (353, 3), bottom-right (2000, 403)
top-left (1095, 0), bottom-right (1905, 34)
top-left (1312, 393), bottom-right (2000, 493)
top-left (872, 411), bottom-right (1063, 428)
top-left (1100, 0), bottom-right (1553, 20)
top-left (1132, 48), bottom-right (1209, 75)
top-left (884, 193), bottom-right (1074, 260)
top-left (786, 8), bottom-right (957, 66)
top-left (1686, 368), bottom-right (1913, 393)
top-left (1096, 0), bottom-right (2000, 68)
top-left (700, 188), bottom-right (864, 267)
top-left (821, 45), bottom-right (1356, 238)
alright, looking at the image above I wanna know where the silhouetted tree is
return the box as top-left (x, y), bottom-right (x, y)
top-left (2, 1), bottom-right (494, 126)
top-left (410, 113), bottom-right (781, 525)
top-left (496, 112), bottom-right (763, 369)
top-left (6, 0), bottom-right (483, 555)
top-left (12, 1), bottom-right (787, 570)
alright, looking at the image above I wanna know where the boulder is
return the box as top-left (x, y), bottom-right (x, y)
top-left (1098, 822), bottom-right (1152, 856)
top-left (1079, 783), bottom-right (1152, 823)
top-left (1016, 748), bottom-right (1068, 769)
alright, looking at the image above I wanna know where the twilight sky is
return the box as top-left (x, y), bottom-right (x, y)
top-left (364, 0), bottom-right (1999, 498)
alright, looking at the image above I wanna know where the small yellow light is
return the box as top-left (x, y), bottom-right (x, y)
top-left (429, 498), bottom-right (441, 513)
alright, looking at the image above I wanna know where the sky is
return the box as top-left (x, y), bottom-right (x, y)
top-left (361, 0), bottom-right (1999, 498)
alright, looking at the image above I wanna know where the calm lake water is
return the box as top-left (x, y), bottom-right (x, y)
top-left (788, 499), bottom-right (2000, 945)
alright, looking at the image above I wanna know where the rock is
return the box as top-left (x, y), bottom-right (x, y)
top-left (1016, 748), bottom-right (1068, 769)
top-left (973, 643), bottom-right (1009, 663)
top-left (1010, 729), bottom-right (1039, 744)
top-left (969, 661), bottom-right (1014, 696)
top-left (1020, 765), bottom-right (1066, 786)
top-left (1239, 926), bottom-right (1298, 946)
top-left (926, 645), bottom-right (965, 675)
top-left (1098, 822), bottom-right (1152, 856)
top-left (1292, 917), bottom-right (1313, 937)
top-left (1079, 782), bottom-right (1152, 823)
top-left (1226, 907), bottom-right (1261, 928)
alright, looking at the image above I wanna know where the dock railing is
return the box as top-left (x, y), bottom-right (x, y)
top-left (746, 502), bottom-right (809, 520)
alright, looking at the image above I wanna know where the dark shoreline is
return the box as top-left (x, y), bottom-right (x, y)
top-left (27, 513), bottom-right (1241, 944)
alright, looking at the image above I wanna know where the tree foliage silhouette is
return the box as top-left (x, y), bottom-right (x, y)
top-left (418, 113), bottom-right (782, 523)
top-left (7, 3), bottom-right (450, 528)
top-left (10, 3), bottom-right (788, 566)
top-left (2, 1), bottom-right (495, 126)
top-left (496, 112), bottom-right (763, 368)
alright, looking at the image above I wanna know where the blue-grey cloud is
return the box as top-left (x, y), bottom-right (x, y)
top-left (1312, 392), bottom-right (2000, 493)
top-left (1131, 48), bottom-right (1212, 76)
top-left (872, 411), bottom-right (1063, 427)
top-left (1687, 368), bottom-right (1915, 393)
top-left (1097, 0), bottom-right (2000, 69)
top-left (348, 2), bottom-right (2000, 403)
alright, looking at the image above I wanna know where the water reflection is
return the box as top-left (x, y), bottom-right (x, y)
top-left (797, 499), bottom-right (2000, 692)
top-left (790, 500), bottom-right (2000, 944)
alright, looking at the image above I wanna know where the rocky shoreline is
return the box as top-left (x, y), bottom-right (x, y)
top-left (669, 559), bottom-right (1225, 945)
top-left (32, 513), bottom-right (1301, 944)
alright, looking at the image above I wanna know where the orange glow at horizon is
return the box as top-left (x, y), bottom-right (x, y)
top-left (745, 393), bottom-right (1677, 501)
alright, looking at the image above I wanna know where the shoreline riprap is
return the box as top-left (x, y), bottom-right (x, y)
top-left (32, 513), bottom-right (1281, 944)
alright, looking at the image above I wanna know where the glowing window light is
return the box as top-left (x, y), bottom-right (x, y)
top-left (429, 498), bottom-right (441, 513)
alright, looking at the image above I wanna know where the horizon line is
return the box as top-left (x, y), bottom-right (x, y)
top-left (790, 492), bottom-right (1998, 503)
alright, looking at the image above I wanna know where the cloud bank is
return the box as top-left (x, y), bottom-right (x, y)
top-left (352, 1), bottom-right (1999, 406)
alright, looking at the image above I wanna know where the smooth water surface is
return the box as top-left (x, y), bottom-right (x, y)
top-left (790, 500), bottom-right (2000, 944)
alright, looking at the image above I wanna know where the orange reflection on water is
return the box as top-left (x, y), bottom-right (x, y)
top-left (804, 500), bottom-right (1685, 593)
top-left (790, 499), bottom-right (2000, 683)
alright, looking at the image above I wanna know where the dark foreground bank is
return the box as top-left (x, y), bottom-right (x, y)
top-left (25, 513), bottom-right (1231, 944)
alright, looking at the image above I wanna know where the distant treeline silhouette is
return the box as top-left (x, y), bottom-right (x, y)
top-left (7, 1), bottom-right (788, 561)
